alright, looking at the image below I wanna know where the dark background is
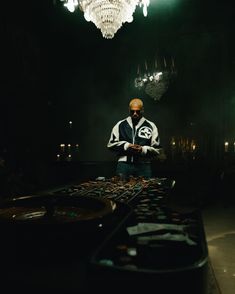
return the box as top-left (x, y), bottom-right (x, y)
top-left (1, 0), bottom-right (235, 199)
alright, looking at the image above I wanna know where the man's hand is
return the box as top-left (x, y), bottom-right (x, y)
top-left (128, 144), bottom-right (142, 154)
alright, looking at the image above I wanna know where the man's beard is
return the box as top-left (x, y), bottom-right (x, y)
top-left (132, 116), bottom-right (141, 125)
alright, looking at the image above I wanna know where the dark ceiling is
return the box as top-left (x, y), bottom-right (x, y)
top-left (1, 0), bottom-right (235, 163)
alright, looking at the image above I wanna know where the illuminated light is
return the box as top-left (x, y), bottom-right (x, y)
top-left (98, 223), bottom-right (103, 227)
top-left (61, 0), bottom-right (151, 39)
top-left (60, 144), bottom-right (65, 152)
top-left (127, 247), bottom-right (137, 256)
top-left (171, 137), bottom-right (176, 147)
top-left (192, 144), bottom-right (196, 150)
top-left (63, 0), bottom-right (78, 12)
top-left (57, 154), bottom-right (60, 158)
top-left (67, 154), bottom-right (72, 162)
top-left (224, 141), bottom-right (229, 152)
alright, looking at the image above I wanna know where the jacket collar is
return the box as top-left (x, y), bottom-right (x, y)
top-left (127, 116), bottom-right (145, 129)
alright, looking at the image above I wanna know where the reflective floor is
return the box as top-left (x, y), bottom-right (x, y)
top-left (202, 201), bottom-right (235, 294)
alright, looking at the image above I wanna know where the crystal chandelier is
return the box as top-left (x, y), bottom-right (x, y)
top-left (60, 0), bottom-right (150, 39)
top-left (134, 57), bottom-right (177, 101)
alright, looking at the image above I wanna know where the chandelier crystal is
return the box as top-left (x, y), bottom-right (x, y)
top-left (61, 0), bottom-right (150, 39)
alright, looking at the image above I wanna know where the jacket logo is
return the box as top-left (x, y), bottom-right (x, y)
top-left (138, 127), bottom-right (152, 139)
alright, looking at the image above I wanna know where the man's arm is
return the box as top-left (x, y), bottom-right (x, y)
top-left (107, 122), bottom-right (130, 153)
top-left (141, 122), bottom-right (161, 157)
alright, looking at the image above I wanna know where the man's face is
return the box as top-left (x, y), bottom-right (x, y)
top-left (129, 104), bottom-right (143, 122)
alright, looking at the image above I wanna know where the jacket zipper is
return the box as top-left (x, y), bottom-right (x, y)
top-left (131, 125), bottom-right (137, 162)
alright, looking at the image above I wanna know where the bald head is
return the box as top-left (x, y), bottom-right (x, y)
top-left (129, 98), bottom-right (144, 123)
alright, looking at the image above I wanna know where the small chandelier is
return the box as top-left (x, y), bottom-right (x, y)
top-left (134, 57), bottom-right (177, 101)
top-left (60, 0), bottom-right (150, 39)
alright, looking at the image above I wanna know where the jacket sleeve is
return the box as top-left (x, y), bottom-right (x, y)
top-left (107, 122), bottom-right (130, 153)
top-left (141, 122), bottom-right (161, 157)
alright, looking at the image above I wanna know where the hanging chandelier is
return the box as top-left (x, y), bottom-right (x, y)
top-left (134, 56), bottom-right (177, 101)
top-left (60, 0), bottom-right (150, 39)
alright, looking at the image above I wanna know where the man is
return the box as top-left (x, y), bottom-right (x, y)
top-left (107, 98), bottom-right (164, 179)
